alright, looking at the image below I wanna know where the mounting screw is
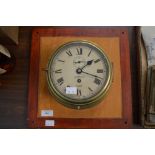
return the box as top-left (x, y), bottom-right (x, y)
top-left (124, 121), bottom-right (128, 124)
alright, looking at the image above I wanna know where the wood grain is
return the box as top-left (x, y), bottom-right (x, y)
top-left (38, 37), bottom-right (122, 118)
top-left (0, 27), bottom-right (32, 128)
top-left (0, 26), bottom-right (140, 129)
top-left (28, 27), bottom-right (132, 128)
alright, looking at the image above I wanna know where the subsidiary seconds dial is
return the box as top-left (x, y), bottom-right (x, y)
top-left (46, 41), bottom-right (112, 109)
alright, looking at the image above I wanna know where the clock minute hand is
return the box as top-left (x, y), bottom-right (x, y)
top-left (82, 71), bottom-right (103, 80)
top-left (81, 60), bottom-right (93, 70)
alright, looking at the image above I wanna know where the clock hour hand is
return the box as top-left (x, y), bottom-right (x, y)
top-left (82, 70), bottom-right (103, 80)
top-left (81, 60), bottom-right (93, 69)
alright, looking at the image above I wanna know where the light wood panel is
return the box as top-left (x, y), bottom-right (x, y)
top-left (38, 36), bottom-right (122, 118)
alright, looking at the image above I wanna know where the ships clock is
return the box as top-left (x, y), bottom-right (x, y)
top-left (46, 41), bottom-right (112, 109)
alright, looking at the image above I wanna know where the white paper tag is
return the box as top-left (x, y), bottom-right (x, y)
top-left (66, 87), bottom-right (77, 94)
top-left (41, 110), bottom-right (53, 116)
top-left (45, 120), bottom-right (55, 127)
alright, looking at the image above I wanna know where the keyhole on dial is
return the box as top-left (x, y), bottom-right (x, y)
top-left (77, 79), bottom-right (81, 83)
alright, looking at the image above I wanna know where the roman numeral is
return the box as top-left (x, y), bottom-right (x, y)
top-left (57, 77), bottom-right (64, 85)
top-left (94, 59), bottom-right (100, 63)
top-left (94, 78), bottom-right (101, 85)
top-left (97, 69), bottom-right (103, 73)
top-left (88, 49), bottom-right (92, 57)
top-left (58, 60), bottom-right (65, 62)
top-left (66, 50), bottom-right (72, 56)
top-left (77, 89), bottom-right (81, 96)
top-left (55, 69), bottom-right (62, 73)
top-left (77, 48), bottom-right (82, 55)
top-left (88, 87), bottom-right (93, 92)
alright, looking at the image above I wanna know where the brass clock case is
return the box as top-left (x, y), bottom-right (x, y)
top-left (46, 41), bottom-right (113, 109)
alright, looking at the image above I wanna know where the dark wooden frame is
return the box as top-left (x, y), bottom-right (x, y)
top-left (28, 27), bottom-right (132, 128)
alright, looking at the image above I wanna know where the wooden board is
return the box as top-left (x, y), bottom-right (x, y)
top-left (28, 27), bottom-right (132, 128)
top-left (38, 37), bottom-right (122, 118)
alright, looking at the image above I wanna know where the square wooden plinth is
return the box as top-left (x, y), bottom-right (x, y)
top-left (28, 28), bottom-right (132, 128)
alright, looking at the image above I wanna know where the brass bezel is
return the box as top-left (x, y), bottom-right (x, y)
top-left (46, 40), bottom-right (113, 109)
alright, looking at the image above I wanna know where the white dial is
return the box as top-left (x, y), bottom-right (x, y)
top-left (47, 41), bottom-right (112, 109)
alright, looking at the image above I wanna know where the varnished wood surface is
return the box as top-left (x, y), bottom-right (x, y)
top-left (28, 28), bottom-right (132, 128)
top-left (0, 27), bottom-right (140, 128)
top-left (0, 27), bottom-right (32, 128)
top-left (38, 37), bottom-right (122, 118)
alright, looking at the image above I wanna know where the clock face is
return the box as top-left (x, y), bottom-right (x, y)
top-left (46, 41), bottom-right (112, 109)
